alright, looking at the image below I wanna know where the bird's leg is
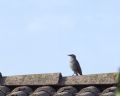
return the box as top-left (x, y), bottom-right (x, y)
top-left (72, 72), bottom-right (76, 76)
top-left (73, 72), bottom-right (78, 76)
top-left (72, 73), bottom-right (75, 76)
top-left (76, 73), bottom-right (78, 76)
top-left (78, 73), bottom-right (82, 76)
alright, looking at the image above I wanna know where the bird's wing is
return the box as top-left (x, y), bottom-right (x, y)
top-left (76, 60), bottom-right (82, 75)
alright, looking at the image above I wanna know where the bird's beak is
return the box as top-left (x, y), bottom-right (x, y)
top-left (68, 54), bottom-right (71, 56)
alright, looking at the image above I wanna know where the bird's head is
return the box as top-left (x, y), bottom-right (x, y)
top-left (68, 54), bottom-right (76, 59)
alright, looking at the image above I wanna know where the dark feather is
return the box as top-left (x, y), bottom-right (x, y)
top-left (76, 60), bottom-right (82, 75)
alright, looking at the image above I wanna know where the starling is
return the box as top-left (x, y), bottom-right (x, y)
top-left (0, 72), bottom-right (2, 78)
top-left (68, 54), bottom-right (82, 76)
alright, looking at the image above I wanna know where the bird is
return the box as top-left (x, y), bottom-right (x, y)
top-left (0, 72), bottom-right (2, 78)
top-left (68, 54), bottom-right (82, 76)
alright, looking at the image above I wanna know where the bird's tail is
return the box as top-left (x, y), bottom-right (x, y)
top-left (78, 71), bottom-right (82, 75)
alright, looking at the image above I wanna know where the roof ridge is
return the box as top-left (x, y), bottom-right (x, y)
top-left (0, 72), bottom-right (118, 86)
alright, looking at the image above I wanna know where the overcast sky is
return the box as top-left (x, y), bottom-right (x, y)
top-left (0, 0), bottom-right (120, 76)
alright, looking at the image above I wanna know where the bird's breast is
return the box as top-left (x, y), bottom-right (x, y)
top-left (69, 60), bottom-right (77, 70)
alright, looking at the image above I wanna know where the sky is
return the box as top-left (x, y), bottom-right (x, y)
top-left (0, 0), bottom-right (120, 76)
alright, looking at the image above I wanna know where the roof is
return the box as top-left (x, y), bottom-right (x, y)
top-left (0, 73), bottom-right (118, 96)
